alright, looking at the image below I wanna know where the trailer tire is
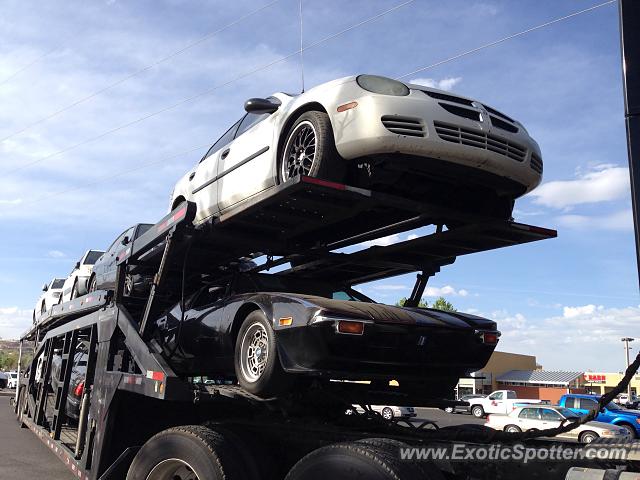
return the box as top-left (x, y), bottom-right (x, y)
top-left (357, 438), bottom-right (445, 480)
top-left (286, 441), bottom-right (425, 480)
top-left (234, 310), bottom-right (290, 397)
top-left (471, 405), bottom-right (485, 418)
top-left (126, 425), bottom-right (246, 480)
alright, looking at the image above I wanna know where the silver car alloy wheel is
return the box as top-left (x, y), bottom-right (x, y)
top-left (239, 322), bottom-right (269, 383)
top-left (382, 407), bottom-right (394, 420)
top-left (146, 458), bottom-right (199, 480)
top-left (281, 120), bottom-right (317, 182)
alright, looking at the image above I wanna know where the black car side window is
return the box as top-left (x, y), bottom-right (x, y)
top-left (201, 118), bottom-right (243, 162)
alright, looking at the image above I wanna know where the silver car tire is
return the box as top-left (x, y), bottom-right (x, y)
top-left (381, 407), bottom-right (394, 421)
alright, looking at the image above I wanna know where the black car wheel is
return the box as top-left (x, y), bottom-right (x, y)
top-left (234, 311), bottom-right (289, 397)
top-left (279, 111), bottom-right (345, 184)
top-left (504, 425), bottom-right (521, 433)
top-left (620, 423), bottom-right (637, 438)
top-left (444, 407), bottom-right (454, 414)
top-left (40, 301), bottom-right (46, 316)
top-left (124, 274), bottom-right (134, 296)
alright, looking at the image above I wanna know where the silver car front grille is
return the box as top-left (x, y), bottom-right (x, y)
top-left (381, 115), bottom-right (425, 137)
top-left (434, 121), bottom-right (527, 162)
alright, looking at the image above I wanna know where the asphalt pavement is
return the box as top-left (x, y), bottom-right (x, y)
top-left (0, 396), bottom-right (73, 480)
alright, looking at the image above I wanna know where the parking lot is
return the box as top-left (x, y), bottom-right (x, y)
top-left (0, 394), bottom-right (483, 480)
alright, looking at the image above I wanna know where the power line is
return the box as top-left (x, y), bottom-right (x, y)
top-left (0, 47), bottom-right (58, 87)
top-left (2, 0), bottom-right (415, 178)
top-left (0, 0), bottom-right (282, 144)
top-left (397, 0), bottom-right (615, 79)
top-left (18, 143), bottom-right (210, 207)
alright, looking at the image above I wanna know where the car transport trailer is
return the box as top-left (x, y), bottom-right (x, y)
top-left (11, 176), bottom-right (639, 480)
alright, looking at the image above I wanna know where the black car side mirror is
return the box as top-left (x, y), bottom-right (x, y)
top-left (42, 283), bottom-right (48, 292)
top-left (75, 261), bottom-right (81, 269)
top-left (244, 98), bottom-right (280, 114)
top-left (122, 236), bottom-right (130, 245)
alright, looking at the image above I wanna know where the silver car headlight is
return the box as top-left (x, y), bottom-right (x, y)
top-left (356, 75), bottom-right (409, 96)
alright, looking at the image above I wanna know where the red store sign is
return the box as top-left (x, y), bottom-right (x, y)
top-left (585, 374), bottom-right (606, 383)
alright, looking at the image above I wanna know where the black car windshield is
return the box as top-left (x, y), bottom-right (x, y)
top-left (51, 279), bottom-right (65, 289)
top-left (83, 250), bottom-right (104, 265)
top-left (235, 274), bottom-right (374, 302)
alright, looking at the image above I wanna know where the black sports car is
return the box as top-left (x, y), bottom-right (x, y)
top-left (89, 223), bottom-right (153, 295)
top-left (152, 273), bottom-right (500, 399)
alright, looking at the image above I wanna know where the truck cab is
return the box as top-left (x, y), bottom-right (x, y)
top-left (558, 393), bottom-right (640, 439)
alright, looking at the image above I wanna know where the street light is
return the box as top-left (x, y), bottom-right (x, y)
top-left (622, 337), bottom-right (635, 399)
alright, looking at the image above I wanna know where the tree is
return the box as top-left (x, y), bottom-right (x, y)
top-left (431, 297), bottom-right (456, 312)
top-left (395, 297), bottom-right (428, 308)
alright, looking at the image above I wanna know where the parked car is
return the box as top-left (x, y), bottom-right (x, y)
top-left (151, 272), bottom-right (500, 398)
top-left (614, 393), bottom-right (639, 409)
top-left (59, 250), bottom-right (105, 303)
top-left (467, 390), bottom-right (546, 418)
top-left (0, 372), bottom-right (7, 389)
top-left (444, 394), bottom-right (486, 414)
top-left (33, 277), bottom-right (66, 323)
top-left (558, 393), bottom-right (640, 439)
top-left (352, 405), bottom-right (416, 420)
top-left (6, 371), bottom-right (18, 389)
top-left (485, 405), bottom-right (631, 444)
top-left (50, 342), bottom-right (88, 421)
top-left (88, 223), bottom-right (153, 295)
top-left (170, 74), bottom-right (542, 225)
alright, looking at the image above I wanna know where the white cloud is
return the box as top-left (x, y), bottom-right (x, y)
top-left (563, 304), bottom-right (599, 318)
top-left (0, 198), bottom-right (22, 205)
top-left (0, 306), bottom-right (32, 339)
top-left (555, 208), bottom-right (633, 232)
top-left (424, 285), bottom-right (468, 297)
top-left (47, 250), bottom-right (66, 258)
top-left (409, 76), bottom-right (462, 92)
top-left (529, 166), bottom-right (630, 209)
top-left (487, 305), bottom-right (640, 371)
top-left (358, 234), bottom-right (401, 248)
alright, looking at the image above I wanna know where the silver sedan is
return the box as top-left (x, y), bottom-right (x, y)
top-left (171, 74), bottom-right (543, 224)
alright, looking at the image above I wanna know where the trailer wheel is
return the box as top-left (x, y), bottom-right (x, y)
top-left (286, 441), bottom-right (423, 480)
top-left (357, 438), bottom-right (445, 480)
top-left (471, 405), bottom-right (485, 418)
top-left (126, 425), bottom-right (246, 480)
top-left (234, 311), bottom-right (290, 396)
top-left (279, 111), bottom-right (345, 184)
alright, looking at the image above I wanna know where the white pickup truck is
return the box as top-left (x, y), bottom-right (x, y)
top-left (466, 390), bottom-right (545, 418)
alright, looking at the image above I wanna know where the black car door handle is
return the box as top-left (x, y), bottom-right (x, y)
top-left (221, 148), bottom-right (230, 159)
top-left (188, 172), bottom-right (196, 181)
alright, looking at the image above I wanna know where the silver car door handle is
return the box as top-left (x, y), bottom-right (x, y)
top-left (221, 148), bottom-right (230, 159)
top-left (188, 172), bottom-right (196, 181)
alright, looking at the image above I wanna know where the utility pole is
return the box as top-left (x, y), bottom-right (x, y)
top-left (621, 337), bottom-right (635, 399)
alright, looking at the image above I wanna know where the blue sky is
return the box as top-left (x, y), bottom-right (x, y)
top-left (0, 0), bottom-right (635, 371)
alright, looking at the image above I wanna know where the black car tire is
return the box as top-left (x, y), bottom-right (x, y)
top-left (279, 111), bottom-right (345, 184)
top-left (579, 431), bottom-right (599, 444)
top-left (444, 407), bottom-right (454, 414)
top-left (69, 277), bottom-right (78, 300)
top-left (471, 405), bottom-right (485, 418)
top-left (234, 311), bottom-right (290, 397)
top-left (504, 425), bottom-right (521, 433)
top-left (285, 442), bottom-right (423, 480)
top-left (126, 425), bottom-right (246, 480)
top-left (356, 438), bottom-right (445, 480)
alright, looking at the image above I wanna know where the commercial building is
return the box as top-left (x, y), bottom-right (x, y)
top-left (455, 351), bottom-right (537, 397)
top-left (496, 370), bottom-right (586, 404)
top-left (584, 372), bottom-right (640, 396)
